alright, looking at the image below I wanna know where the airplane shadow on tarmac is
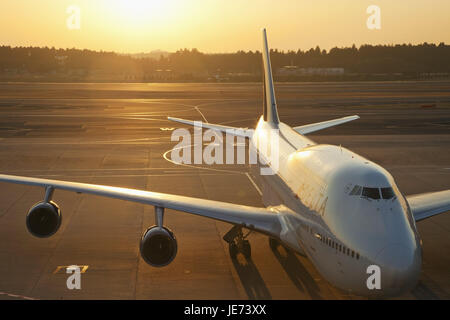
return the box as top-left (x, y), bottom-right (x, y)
top-left (411, 281), bottom-right (440, 300)
top-left (269, 239), bottom-right (323, 299)
top-left (230, 238), bottom-right (323, 300)
top-left (231, 254), bottom-right (272, 300)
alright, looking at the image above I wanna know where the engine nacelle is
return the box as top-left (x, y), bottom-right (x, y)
top-left (26, 201), bottom-right (62, 238)
top-left (140, 226), bottom-right (177, 267)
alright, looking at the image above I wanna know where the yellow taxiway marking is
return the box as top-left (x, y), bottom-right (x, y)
top-left (53, 265), bottom-right (89, 274)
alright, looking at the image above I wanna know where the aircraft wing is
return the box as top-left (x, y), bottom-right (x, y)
top-left (293, 115), bottom-right (360, 135)
top-left (407, 190), bottom-right (450, 222)
top-left (0, 174), bottom-right (282, 237)
top-left (168, 117), bottom-right (252, 138)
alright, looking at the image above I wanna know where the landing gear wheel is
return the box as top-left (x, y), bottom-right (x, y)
top-left (224, 225), bottom-right (252, 259)
top-left (269, 237), bottom-right (279, 250)
top-left (242, 240), bottom-right (251, 258)
top-left (229, 242), bottom-right (238, 259)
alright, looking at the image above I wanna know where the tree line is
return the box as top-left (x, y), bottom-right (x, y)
top-left (0, 43), bottom-right (449, 78)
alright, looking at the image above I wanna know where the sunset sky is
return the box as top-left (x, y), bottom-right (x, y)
top-left (1, 0), bottom-right (449, 53)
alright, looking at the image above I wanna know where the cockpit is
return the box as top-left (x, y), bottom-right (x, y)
top-left (349, 185), bottom-right (396, 200)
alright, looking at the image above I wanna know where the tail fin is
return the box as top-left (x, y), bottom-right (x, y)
top-left (262, 28), bottom-right (280, 125)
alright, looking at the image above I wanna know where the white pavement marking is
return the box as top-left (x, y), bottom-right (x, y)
top-left (194, 106), bottom-right (208, 123)
top-left (1, 167), bottom-right (203, 173)
top-left (0, 291), bottom-right (37, 300)
top-left (245, 172), bottom-right (262, 196)
top-left (0, 139), bottom-right (165, 145)
top-left (194, 105), bottom-right (225, 144)
top-left (31, 173), bottom-right (240, 178)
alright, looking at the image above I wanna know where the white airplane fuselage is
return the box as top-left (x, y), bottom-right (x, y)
top-left (249, 117), bottom-right (422, 297)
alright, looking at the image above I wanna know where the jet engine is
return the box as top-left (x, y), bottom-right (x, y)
top-left (26, 201), bottom-right (62, 238)
top-left (140, 226), bottom-right (177, 267)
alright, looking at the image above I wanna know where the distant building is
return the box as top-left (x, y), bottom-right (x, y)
top-left (152, 69), bottom-right (174, 80)
top-left (227, 72), bottom-right (253, 77)
top-left (420, 72), bottom-right (450, 80)
top-left (55, 55), bottom-right (68, 67)
top-left (68, 68), bottom-right (87, 76)
top-left (300, 67), bottom-right (344, 75)
top-left (277, 66), bottom-right (344, 76)
top-left (277, 65), bottom-right (299, 76)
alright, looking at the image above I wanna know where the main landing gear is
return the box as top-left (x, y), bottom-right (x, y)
top-left (223, 225), bottom-right (251, 259)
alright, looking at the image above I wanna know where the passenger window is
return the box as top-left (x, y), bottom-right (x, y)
top-left (362, 187), bottom-right (380, 200)
top-left (356, 253), bottom-right (360, 260)
top-left (381, 187), bottom-right (395, 199)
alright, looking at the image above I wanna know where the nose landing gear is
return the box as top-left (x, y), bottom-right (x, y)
top-left (223, 225), bottom-right (252, 259)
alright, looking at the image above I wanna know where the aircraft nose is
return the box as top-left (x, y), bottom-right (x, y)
top-left (376, 243), bottom-right (421, 295)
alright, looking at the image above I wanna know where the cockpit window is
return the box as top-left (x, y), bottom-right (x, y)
top-left (361, 187), bottom-right (380, 200)
top-left (349, 185), bottom-right (395, 200)
top-left (381, 187), bottom-right (395, 199)
top-left (349, 185), bottom-right (362, 195)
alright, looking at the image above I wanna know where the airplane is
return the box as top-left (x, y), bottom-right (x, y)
top-left (0, 29), bottom-right (449, 298)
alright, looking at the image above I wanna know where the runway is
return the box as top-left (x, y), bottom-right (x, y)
top-left (0, 81), bottom-right (449, 300)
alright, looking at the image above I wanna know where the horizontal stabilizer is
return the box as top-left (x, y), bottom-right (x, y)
top-left (407, 190), bottom-right (450, 222)
top-left (293, 115), bottom-right (359, 135)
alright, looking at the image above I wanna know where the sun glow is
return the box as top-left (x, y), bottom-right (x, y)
top-left (107, 0), bottom-right (178, 28)
top-left (1, 0), bottom-right (449, 54)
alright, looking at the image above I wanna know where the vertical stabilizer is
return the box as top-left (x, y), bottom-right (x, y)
top-left (262, 28), bottom-right (280, 125)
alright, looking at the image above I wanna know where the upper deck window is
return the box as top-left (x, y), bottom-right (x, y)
top-left (361, 187), bottom-right (381, 200)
